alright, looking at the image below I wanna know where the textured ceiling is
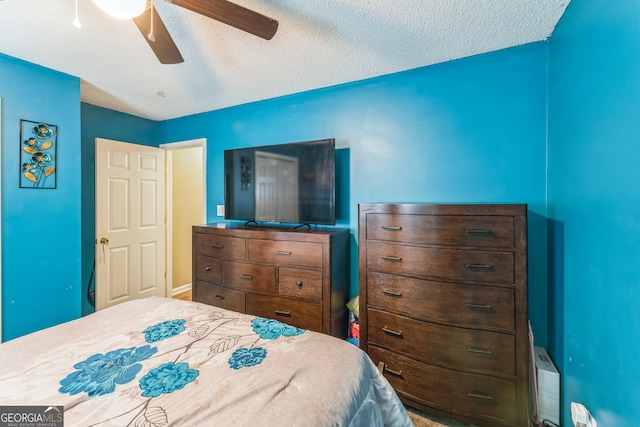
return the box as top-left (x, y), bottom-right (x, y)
top-left (0, 0), bottom-right (570, 121)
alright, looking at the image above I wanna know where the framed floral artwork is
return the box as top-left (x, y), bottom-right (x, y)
top-left (20, 119), bottom-right (57, 189)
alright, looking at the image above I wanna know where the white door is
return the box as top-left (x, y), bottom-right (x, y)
top-left (96, 139), bottom-right (166, 310)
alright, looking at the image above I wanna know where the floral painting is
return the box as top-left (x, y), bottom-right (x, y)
top-left (20, 119), bottom-right (57, 188)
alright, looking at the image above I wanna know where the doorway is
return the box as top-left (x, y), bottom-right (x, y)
top-left (162, 139), bottom-right (207, 297)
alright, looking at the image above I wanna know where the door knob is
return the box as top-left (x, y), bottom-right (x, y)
top-left (100, 237), bottom-right (109, 244)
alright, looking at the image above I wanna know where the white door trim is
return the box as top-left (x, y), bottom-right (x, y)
top-left (160, 138), bottom-right (207, 297)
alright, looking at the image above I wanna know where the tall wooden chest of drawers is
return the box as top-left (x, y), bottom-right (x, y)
top-left (358, 204), bottom-right (528, 426)
top-left (193, 223), bottom-right (350, 338)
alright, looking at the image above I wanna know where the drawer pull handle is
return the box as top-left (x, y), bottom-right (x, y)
top-left (383, 367), bottom-right (404, 378)
top-left (214, 295), bottom-right (225, 301)
top-left (467, 347), bottom-right (494, 355)
top-left (381, 256), bottom-right (402, 262)
top-left (466, 229), bottom-right (494, 235)
top-left (205, 266), bottom-right (212, 271)
top-left (467, 303), bottom-right (493, 310)
top-left (465, 264), bottom-right (493, 270)
top-left (276, 251), bottom-right (292, 256)
top-left (212, 244), bottom-right (224, 249)
top-left (381, 226), bottom-right (402, 231)
top-left (382, 327), bottom-right (403, 338)
top-left (239, 274), bottom-right (254, 280)
top-left (382, 290), bottom-right (402, 298)
top-left (274, 310), bottom-right (291, 317)
top-left (468, 392), bottom-right (495, 401)
top-left (296, 281), bottom-right (303, 289)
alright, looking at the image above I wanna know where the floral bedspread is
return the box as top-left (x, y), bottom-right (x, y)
top-left (0, 297), bottom-right (411, 427)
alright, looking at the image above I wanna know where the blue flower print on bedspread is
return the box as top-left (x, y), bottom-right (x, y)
top-left (139, 362), bottom-right (199, 397)
top-left (250, 318), bottom-right (305, 339)
top-left (142, 319), bottom-right (186, 343)
top-left (228, 347), bottom-right (267, 370)
top-left (59, 345), bottom-right (158, 397)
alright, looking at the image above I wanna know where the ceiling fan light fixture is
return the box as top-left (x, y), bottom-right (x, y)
top-left (92, 0), bottom-right (146, 19)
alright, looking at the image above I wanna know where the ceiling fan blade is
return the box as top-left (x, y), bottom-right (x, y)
top-left (133, 4), bottom-right (184, 64)
top-left (170, 0), bottom-right (278, 40)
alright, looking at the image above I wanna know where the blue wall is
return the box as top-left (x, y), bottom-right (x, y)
top-left (0, 53), bottom-right (82, 340)
top-left (548, 0), bottom-right (640, 426)
top-left (10, 9), bottom-right (636, 421)
top-left (160, 43), bottom-right (550, 345)
top-left (79, 103), bottom-right (159, 316)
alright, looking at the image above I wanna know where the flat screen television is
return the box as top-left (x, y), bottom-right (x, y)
top-left (224, 138), bottom-right (335, 226)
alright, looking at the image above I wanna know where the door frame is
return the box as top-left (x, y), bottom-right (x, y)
top-left (160, 138), bottom-right (207, 297)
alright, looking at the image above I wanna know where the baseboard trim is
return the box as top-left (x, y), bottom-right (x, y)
top-left (172, 283), bottom-right (192, 296)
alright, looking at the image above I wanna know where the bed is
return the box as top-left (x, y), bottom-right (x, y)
top-left (0, 297), bottom-right (412, 426)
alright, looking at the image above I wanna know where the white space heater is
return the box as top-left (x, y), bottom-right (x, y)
top-left (533, 346), bottom-right (560, 426)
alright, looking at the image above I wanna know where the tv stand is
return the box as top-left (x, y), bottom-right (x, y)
top-left (290, 223), bottom-right (311, 230)
top-left (192, 222), bottom-right (350, 338)
top-left (243, 220), bottom-right (311, 231)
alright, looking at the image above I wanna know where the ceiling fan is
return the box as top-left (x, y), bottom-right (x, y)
top-left (94, 0), bottom-right (279, 65)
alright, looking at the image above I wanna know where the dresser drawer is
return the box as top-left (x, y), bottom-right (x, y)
top-left (248, 239), bottom-right (322, 268)
top-left (247, 294), bottom-right (323, 332)
top-left (194, 281), bottom-right (245, 313)
top-left (367, 242), bottom-right (514, 285)
top-left (368, 346), bottom-right (517, 426)
top-left (195, 233), bottom-right (246, 259)
top-left (367, 272), bottom-right (515, 330)
top-left (366, 214), bottom-right (514, 249)
top-left (223, 260), bottom-right (276, 293)
top-left (194, 255), bottom-right (222, 284)
top-left (278, 267), bottom-right (323, 301)
top-left (367, 309), bottom-right (515, 377)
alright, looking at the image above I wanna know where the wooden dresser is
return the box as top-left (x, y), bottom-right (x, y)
top-left (358, 203), bottom-right (528, 427)
top-left (192, 223), bottom-right (350, 337)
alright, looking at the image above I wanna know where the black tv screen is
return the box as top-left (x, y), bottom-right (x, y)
top-left (224, 138), bottom-right (335, 225)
